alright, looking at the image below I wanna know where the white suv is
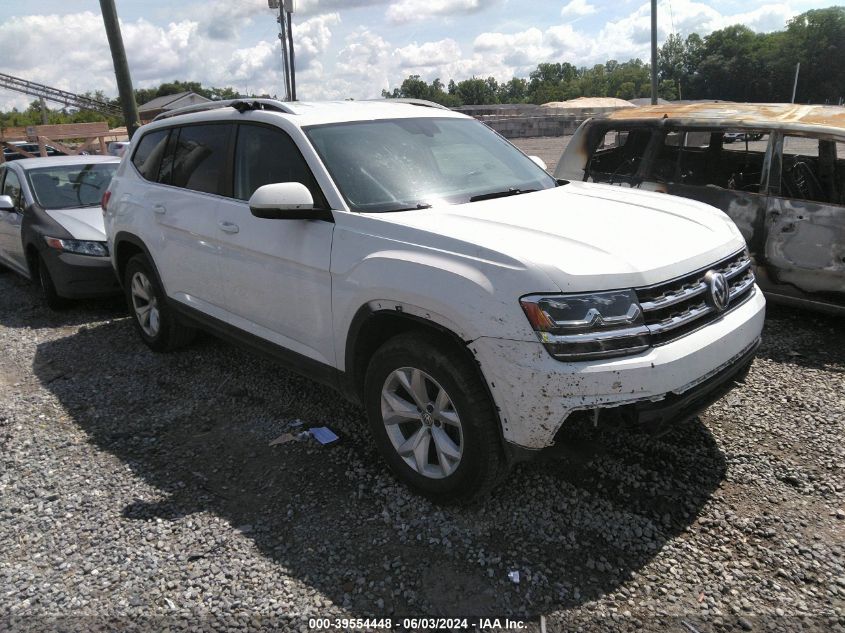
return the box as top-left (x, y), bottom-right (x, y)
top-left (104, 98), bottom-right (765, 503)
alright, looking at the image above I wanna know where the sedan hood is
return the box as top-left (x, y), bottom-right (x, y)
top-left (45, 207), bottom-right (106, 241)
top-left (375, 182), bottom-right (746, 291)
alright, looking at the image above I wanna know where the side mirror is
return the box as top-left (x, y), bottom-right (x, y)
top-left (0, 195), bottom-right (15, 211)
top-left (249, 182), bottom-right (316, 220)
top-left (529, 155), bottom-right (548, 171)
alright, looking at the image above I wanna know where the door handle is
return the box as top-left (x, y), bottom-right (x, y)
top-left (152, 204), bottom-right (166, 215)
top-left (218, 221), bottom-right (239, 234)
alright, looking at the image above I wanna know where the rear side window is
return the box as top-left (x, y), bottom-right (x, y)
top-left (649, 129), bottom-right (769, 193)
top-left (169, 124), bottom-right (232, 196)
top-left (585, 128), bottom-right (652, 184)
top-left (131, 129), bottom-right (169, 181)
top-left (232, 124), bottom-right (324, 205)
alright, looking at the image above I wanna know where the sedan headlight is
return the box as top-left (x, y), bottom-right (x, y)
top-left (44, 236), bottom-right (109, 257)
top-left (520, 290), bottom-right (650, 360)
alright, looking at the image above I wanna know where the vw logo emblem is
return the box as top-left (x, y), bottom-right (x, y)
top-left (704, 271), bottom-right (730, 312)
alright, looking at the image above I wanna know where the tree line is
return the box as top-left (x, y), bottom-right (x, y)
top-left (382, 7), bottom-right (845, 106)
top-left (1, 6), bottom-right (842, 129)
top-left (0, 80), bottom-right (243, 130)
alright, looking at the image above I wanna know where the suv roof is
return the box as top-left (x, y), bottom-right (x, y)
top-left (598, 102), bottom-right (845, 136)
top-left (147, 98), bottom-right (465, 129)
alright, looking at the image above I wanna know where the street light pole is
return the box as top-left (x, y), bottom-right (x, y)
top-left (650, 0), bottom-right (658, 105)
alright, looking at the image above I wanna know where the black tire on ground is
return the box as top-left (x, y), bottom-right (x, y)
top-left (36, 254), bottom-right (68, 311)
top-left (364, 331), bottom-right (508, 504)
top-left (124, 253), bottom-right (195, 352)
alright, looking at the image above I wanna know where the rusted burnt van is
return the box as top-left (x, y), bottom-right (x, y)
top-left (556, 103), bottom-right (845, 315)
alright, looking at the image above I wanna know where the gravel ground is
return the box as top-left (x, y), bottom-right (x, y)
top-left (1, 225), bottom-right (844, 631)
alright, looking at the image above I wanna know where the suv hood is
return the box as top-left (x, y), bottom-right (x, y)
top-left (45, 207), bottom-right (106, 241)
top-left (375, 182), bottom-right (745, 291)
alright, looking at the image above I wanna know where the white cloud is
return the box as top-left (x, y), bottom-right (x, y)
top-left (0, 1), bottom-right (810, 111)
top-left (560, 0), bottom-right (597, 19)
top-left (296, 0), bottom-right (389, 16)
top-left (394, 39), bottom-right (463, 68)
top-left (387, 0), bottom-right (496, 24)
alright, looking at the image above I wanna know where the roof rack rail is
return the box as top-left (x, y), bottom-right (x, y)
top-left (369, 98), bottom-right (451, 111)
top-left (153, 98), bottom-right (296, 122)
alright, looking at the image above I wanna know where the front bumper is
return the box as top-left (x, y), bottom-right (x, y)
top-left (41, 248), bottom-right (121, 299)
top-left (472, 285), bottom-right (766, 449)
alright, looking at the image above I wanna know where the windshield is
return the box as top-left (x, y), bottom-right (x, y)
top-left (25, 163), bottom-right (117, 210)
top-left (305, 117), bottom-right (557, 212)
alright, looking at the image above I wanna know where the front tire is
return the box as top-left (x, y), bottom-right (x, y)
top-left (364, 331), bottom-right (507, 504)
top-left (36, 254), bottom-right (68, 311)
top-left (124, 254), bottom-right (195, 352)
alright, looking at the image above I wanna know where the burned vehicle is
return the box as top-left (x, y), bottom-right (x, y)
top-left (556, 103), bottom-right (845, 315)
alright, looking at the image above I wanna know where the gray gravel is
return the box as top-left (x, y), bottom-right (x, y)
top-left (1, 258), bottom-right (844, 630)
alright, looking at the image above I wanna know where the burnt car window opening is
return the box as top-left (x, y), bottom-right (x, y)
top-left (780, 136), bottom-right (845, 205)
top-left (633, 129), bottom-right (769, 192)
top-left (585, 128), bottom-right (651, 184)
top-left (26, 164), bottom-right (118, 209)
top-left (305, 117), bottom-right (556, 213)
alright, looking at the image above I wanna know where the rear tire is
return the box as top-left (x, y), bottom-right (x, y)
top-left (36, 254), bottom-right (68, 311)
top-left (364, 331), bottom-right (507, 504)
top-left (124, 254), bottom-right (195, 352)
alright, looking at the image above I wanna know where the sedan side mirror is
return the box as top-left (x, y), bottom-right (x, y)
top-left (0, 195), bottom-right (15, 211)
top-left (249, 182), bottom-right (316, 220)
top-left (529, 155), bottom-right (548, 171)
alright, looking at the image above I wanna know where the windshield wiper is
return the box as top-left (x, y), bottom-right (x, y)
top-left (379, 202), bottom-right (433, 213)
top-left (469, 188), bottom-right (536, 202)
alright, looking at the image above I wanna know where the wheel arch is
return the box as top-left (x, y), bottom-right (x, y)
top-left (343, 302), bottom-right (484, 405)
top-left (113, 232), bottom-right (160, 290)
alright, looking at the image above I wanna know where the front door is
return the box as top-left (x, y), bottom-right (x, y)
top-left (763, 133), bottom-right (845, 305)
top-left (0, 168), bottom-right (28, 275)
top-left (213, 123), bottom-right (335, 367)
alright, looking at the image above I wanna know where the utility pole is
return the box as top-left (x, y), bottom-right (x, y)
top-left (791, 62), bottom-right (800, 104)
top-left (99, 0), bottom-right (140, 137)
top-left (650, 0), bottom-right (658, 105)
top-left (286, 1), bottom-right (296, 101)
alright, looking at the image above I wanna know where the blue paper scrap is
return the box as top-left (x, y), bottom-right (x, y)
top-left (309, 426), bottom-right (340, 445)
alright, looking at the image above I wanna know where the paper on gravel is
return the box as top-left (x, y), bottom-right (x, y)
top-left (309, 426), bottom-right (339, 445)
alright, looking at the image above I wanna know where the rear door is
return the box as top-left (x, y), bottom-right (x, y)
top-left (0, 166), bottom-right (28, 274)
top-left (763, 133), bottom-right (845, 305)
top-left (135, 124), bottom-right (231, 311)
top-left (213, 122), bottom-right (336, 367)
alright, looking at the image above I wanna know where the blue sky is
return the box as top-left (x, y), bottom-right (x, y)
top-left (0, 0), bottom-right (827, 110)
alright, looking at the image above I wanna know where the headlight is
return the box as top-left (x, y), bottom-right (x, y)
top-left (44, 236), bottom-right (109, 257)
top-left (520, 290), bottom-right (650, 360)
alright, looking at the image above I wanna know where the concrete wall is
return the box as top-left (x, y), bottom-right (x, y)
top-left (454, 105), bottom-right (629, 139)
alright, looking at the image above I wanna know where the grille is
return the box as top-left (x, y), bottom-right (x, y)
top-left (636, 249), bottom-right (755, 346)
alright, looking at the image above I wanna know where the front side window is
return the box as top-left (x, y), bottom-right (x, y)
top-left (779, 135), bottom-right (845, 205)
top-left (169, 124), bottom-right (232, 195)
top-left (26, 163), bottom-right (118, 209)
top-left (131, 129), bottom-right (169, 181)
top-left (233, 124), bottom-right (324, 205)
top-left (305, 117), bottom-right (556, 213)
top-left (2, 169), bottom-right (23, 211)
